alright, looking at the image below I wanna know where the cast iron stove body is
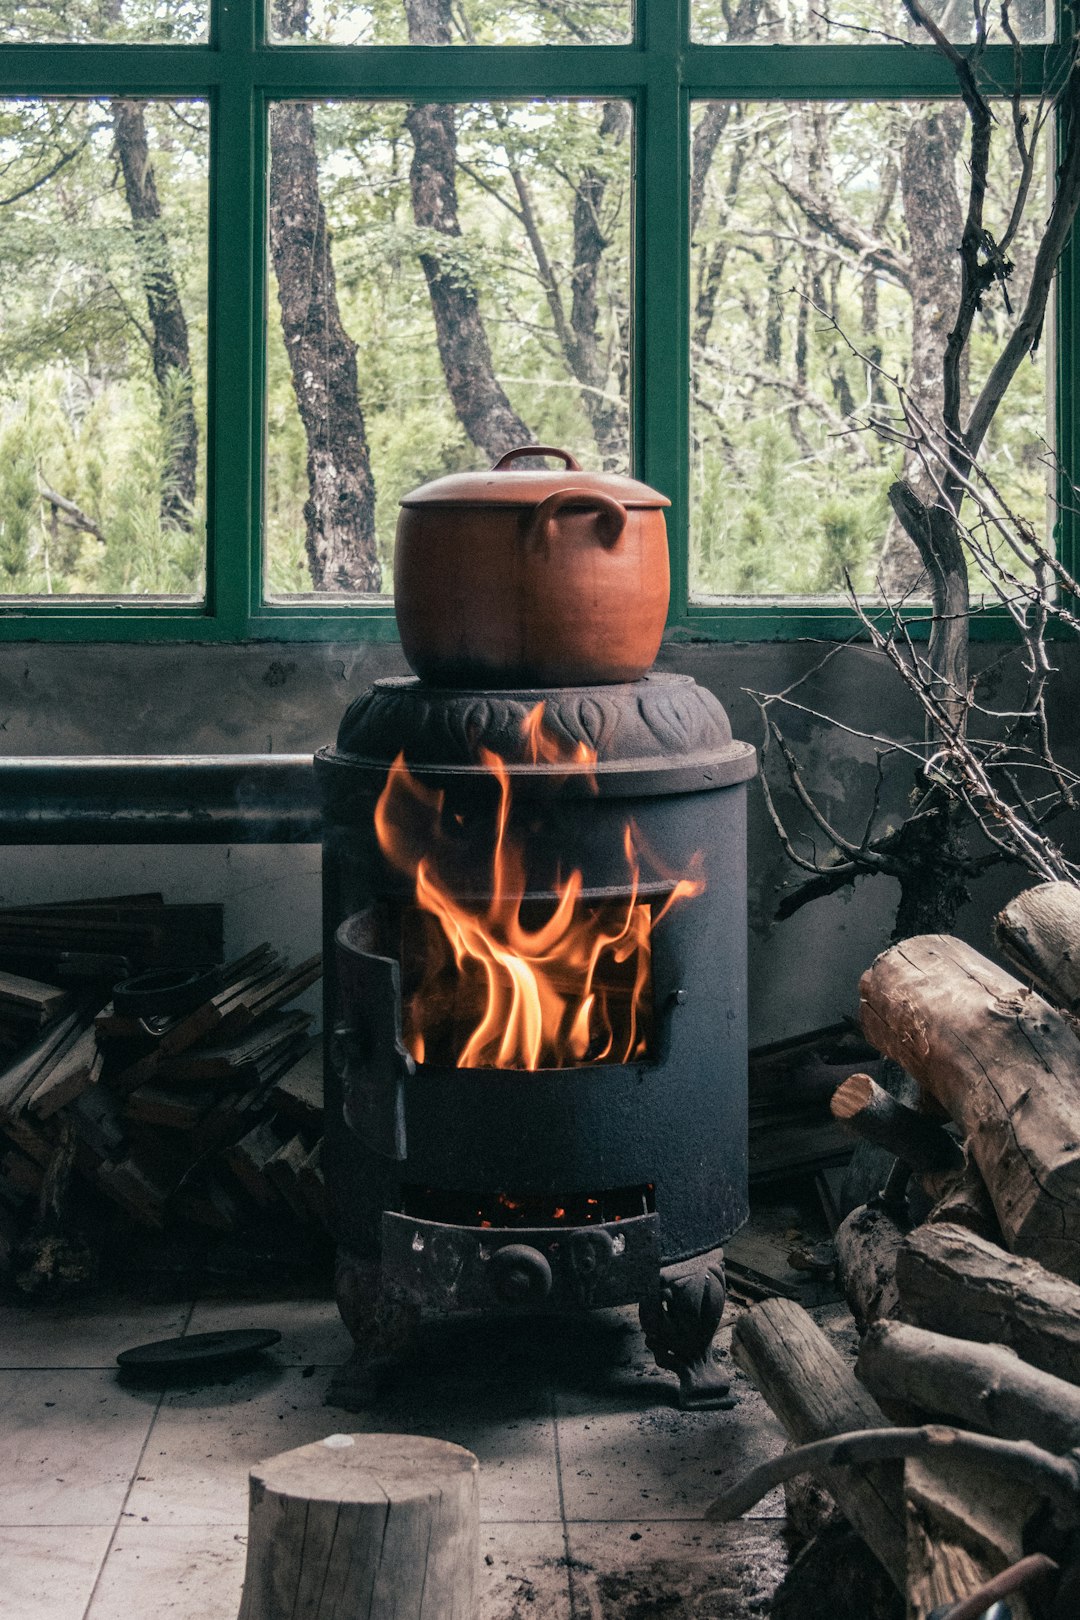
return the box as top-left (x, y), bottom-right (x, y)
top-left (316, 673), bottom-right (756, 1407)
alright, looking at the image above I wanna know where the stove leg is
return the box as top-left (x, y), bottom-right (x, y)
top-left (329, 1248), bottom-right (421, 1411)
top-left (638, 1250), bottom-right (734, 1411)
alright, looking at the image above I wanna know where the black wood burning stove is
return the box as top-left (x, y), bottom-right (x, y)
top-left (316, 672), bottom-right (755, 1408)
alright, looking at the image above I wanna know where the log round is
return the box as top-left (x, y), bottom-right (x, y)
top-left (236, 1432), bottom-right (479, 1620)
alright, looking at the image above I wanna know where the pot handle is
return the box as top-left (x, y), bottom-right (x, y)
top-left (491, 445), bottom-right (582, 471)
top-left (525, 488), bottom-right (628, 553)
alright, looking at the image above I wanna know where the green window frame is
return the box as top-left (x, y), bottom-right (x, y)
top-left (1, 0), bottom-right (1074, 643)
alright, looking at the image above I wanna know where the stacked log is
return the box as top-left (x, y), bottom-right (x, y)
top-left (712, 879), bottom-right (1080, 1620)
top-left (0, 891), bottom-right (328, 1288)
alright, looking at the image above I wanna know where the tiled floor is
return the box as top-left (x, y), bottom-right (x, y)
top-left (0, 1286), bottom-right (795, 1618)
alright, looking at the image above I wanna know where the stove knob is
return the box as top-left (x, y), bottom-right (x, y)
top-left (489, 1244), bottom-right (552, 1304)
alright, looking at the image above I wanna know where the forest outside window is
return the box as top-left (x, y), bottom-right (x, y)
top-left (0, 0), bottom-right (1071, 639)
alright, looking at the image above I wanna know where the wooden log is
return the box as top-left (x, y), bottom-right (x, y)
top-left (857, 1320), bottom-right (1080, 1454)
top-left (995, 881), bottom-right (1080, 1012)
top-left (831, 1073), bottom-right (964, 1175)
top-left (923, 1153), bottom-right (1002, 1244)
top-left (834, 1202), bottom-right (906, 1329)
top-left (905, 1453), bottom-right (1034, 1620)
top-left (731, 1297), bottom-right (905, 1589)
top-left (896, 1222), bottom-right (1080, 1387)
top-left (859, 935), bottom-right (1080, 1279)
top-left (237, 1432), bottom-right (479, 1620)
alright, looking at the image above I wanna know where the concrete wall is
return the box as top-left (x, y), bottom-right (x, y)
top-left (2, 634), bottom-right (1075, 1044)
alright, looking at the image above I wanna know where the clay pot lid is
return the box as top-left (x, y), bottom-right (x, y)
top-left (399, 445), bottom-right (671, 510)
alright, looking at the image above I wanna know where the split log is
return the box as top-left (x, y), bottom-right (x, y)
top-left (834, 1202), bottom-right (906, 1329)
top-left (906, 1453), bottom-right (1034, 1620)
top-left (995, 881), bottom-right (1080, 1012)
top-left (859, 935), bottom-right (1080, 1279)
top-left (897, 1222), bottom-right (1080, 1386)
top-left (731, 1297), bottom-right (905, 1589)
top-left (831, 1073), bottom-right (963, 1176)
top-left (857, 1320), bottom-right (1080, 1454)
top-left (237, 1432), bottom-right (479, 1620)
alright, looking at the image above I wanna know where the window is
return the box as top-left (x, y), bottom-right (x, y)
top-left (0, 0), bottom-right (1071, 640)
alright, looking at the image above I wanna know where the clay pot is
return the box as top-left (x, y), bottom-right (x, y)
top-left (394, 446), bottom-right (671, 688)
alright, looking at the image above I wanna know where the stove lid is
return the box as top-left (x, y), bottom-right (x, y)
top-left (317, 674), bottom-right (757, 800)
top-left (399, 446), bottom-right (670, 511)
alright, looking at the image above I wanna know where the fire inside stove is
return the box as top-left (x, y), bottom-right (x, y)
top-left (374, 703), bottom-right (704, 1072)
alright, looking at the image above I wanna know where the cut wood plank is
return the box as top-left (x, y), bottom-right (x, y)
top-left (264, 1134), bottom-right (314, 1225)
top-left (155, 1011), bottom-right (311, 1084)
top-left (236, 1433), bottom-right (479, 1620)
top-left (124, 1083), bottom-right (219, 1132)
top-left (226, 1120), bottom-right (285, 1209)
top-left (269, 1045), bottom-right (323, 1129)
top-left (0, 970), bottom-right (70, 1025)
top-left (896, 1222), bottom-right (1080, 1387)
top-left (995, 880), bottom-right (1080, 1012)
top-left (731, 1297), bottom-right (905, 1589)
top-left (859, 935), bottom-right (1080, 1280)
top-left (28, 1019), bottom-right (103, 1118)
top-left (856, 1319), bottom-right (1080, 1454)
top-left (96, 1156), bottom-right (170, 1230)
top-left (297, 1140), bottom-right (329, 1230)
top-left (0, 1010), bottom-right (85, 1121)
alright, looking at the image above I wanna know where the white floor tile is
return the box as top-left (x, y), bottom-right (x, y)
top-left (0, 1525), bottom-right (113, 1620)
top-left (555, 1366), bottom-right (787, 1523)
top-left (85, 1523), bottom-right (247, 1620)
top-left (478, 1522), bottom-right (571, 1620)
top-left (184, 1294), bottom-right (350, 1368)
top-left (0, 1371), bottom-right (156, 1527)
top-left (0, 1298), bottom-right (192, 1371)
top-left (566, 1519), bottom-right (789, 1618)
top-left (124, 1365), bottom-right (340, 1527)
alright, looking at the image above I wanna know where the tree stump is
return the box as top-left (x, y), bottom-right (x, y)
top-left (237, 1432), bottom-right (479, 1620)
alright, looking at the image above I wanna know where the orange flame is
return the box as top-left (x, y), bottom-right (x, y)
top-left (374, 703), bottom-right (704, 1071)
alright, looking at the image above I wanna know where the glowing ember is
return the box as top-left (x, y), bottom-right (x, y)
top-left (375, 703), bottom-right (704, 1071)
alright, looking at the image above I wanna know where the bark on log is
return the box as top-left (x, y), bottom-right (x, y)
top-left (857, 1320), bottom-right (1080, 1455)
top-left (237, 1432), bottom-right (479, 1620)
top-left (731, 1297), bottom-right (906, 1589)
top-left (897, 1221), bottom-right (1080, 1386)
top-left (995, 881), bottom-right (1080, 1013)
top-left (835, 1202), bottom-right (906, 1329)
top-left (859, 935), bottom-right (1080, 1279)
top-left (831, 1073), bottom-right (963, 1175)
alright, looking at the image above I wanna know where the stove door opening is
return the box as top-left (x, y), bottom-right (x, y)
top-left (392, 885), bottom-right (668, 1072)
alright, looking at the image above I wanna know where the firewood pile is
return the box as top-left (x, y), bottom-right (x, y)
top-left (0, 893), bottom-right (327, 1293)
top-left (711, 879), bottom-right (1080, 1620)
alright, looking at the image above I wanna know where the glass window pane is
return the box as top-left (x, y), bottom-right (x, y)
top-left (270, 0), bottom-right (630, 47)
top-left (692, 0), bottom-right (1050, 44)
top-left (264, 99), bottom-right (632, 599)
top-left (2, 0), bottom-right (209, 44)
top-left (0, 99), bottom-right (208, 599)
top-left (689, 100), bottom-right (1050, 600)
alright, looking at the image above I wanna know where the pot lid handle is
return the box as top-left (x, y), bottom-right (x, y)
top-left (491, 445), bottom-right (582, 471)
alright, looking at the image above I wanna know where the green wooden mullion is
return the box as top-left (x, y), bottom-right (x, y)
top-left (635, 0), bottom-right (689, 618)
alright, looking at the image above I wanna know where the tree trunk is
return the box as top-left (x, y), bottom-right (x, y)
top-left (878, 108), bottom-right (965, 596)
top-left (268, 0), bottom-right (379, 592)
top-left (110, 98), bottom-right (198, 529)
top-left (403, 0), bottom-right (532, 460)
top-left (568, 100), bottom-right (630, 468)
